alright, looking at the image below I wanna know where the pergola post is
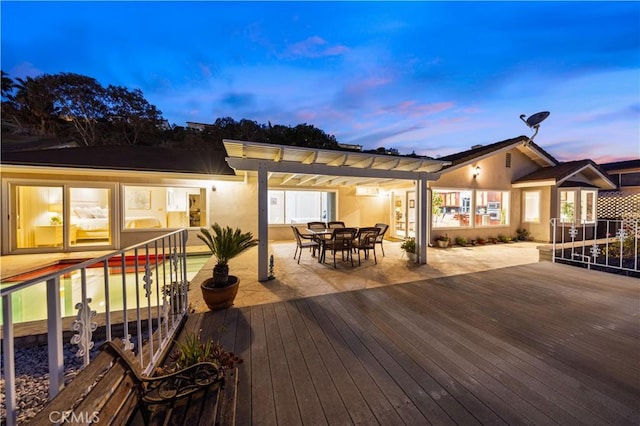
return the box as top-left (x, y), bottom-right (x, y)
top-left (257, 162), bottom-right (269, 281)
top-left (416, 175), bottom-right (429, 264)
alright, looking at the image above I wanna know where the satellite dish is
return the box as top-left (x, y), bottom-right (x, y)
top-left (519, 111), bottom-right (550, 143)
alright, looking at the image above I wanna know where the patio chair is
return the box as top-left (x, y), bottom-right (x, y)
top-left (323, 227), bottom-right (358, 268)
top-left (374, 223), bottom-right (389, 256)
top-left (307, 221), bottom-right (327, 232)
top-left (354, 227), bottom-right (380, 265)
top-left (327, 221), bottom-right (346, 228)
top-left (291, 226), bottom-right (319, 264)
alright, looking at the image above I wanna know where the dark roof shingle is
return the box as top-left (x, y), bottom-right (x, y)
top-left (1, 145), bottom-right (235, 175)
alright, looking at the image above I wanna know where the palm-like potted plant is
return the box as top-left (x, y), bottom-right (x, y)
top-left (197, 223), bottom-right (258, 310)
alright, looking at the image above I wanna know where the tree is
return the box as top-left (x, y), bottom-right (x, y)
top-left (12, 75), bottom-right (60, 135)
top-left (105, 85), bottom-right (163, 145)
top-left (48, 73), bottom-right (108, 146)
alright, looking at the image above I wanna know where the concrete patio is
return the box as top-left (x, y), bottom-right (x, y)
top-left (187, 240), bottom-right (544, 312)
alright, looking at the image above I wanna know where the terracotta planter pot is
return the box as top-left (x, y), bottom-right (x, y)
top-left (201, 276), bottom-right (239, 311)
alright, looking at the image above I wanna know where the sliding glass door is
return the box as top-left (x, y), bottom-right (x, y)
top-left (10, 183), bottom-right (114, 252)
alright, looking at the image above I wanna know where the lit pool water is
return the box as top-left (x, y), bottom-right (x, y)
top-left (0, 254), bottom-right (210, 324)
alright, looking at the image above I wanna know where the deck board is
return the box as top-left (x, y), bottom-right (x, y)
top-left (189, 262), bottom-right (639, 425)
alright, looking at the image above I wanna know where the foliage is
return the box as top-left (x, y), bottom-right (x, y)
top-left (476, 238), bottom-right (487, 245)
top-left (605, 235), bottom-right (640, 259)
top-left (488, 237), bottom-right (498, 244)
top-left (432, 193), bottom-right (444, 219)
top-left (455, 236), bottom-right (468, 246)
top-left (561, 202), bottom-right (575, 223)
top-left (163, 329), bottom-right (242, 373)
top-left (400, 237), bottom-right (416, 254)
top-left (498, 235), bottom-right (511, 243)
top-left (435, 234), bottom-right (450, 242)
top-left (49, 214), bottom-right (62, 225)
top-left (516, 228), bottom-right (531, 241)
top-left (198, 223), bottom-right (259, 266)
top-left (2, 70), bottom-right (431, 157)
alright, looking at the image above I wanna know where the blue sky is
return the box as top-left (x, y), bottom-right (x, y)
top-left (2, 1), bottom-right (639, 162)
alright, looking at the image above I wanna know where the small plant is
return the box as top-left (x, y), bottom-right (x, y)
top-left (400, 237), bottom-right (416, 254)
top-left (476, 238), bottom-right (486, 245)
top-left (435, 234), bottom-right (450, 242)
top-left (498, 235), bottom-right (510, 243)
top-left (488, 237), bottom-right (498, 244)
top-left (455, 236), bottom-right (468, 246)
top-left (163, 329), bottom-right (242, 374)
top-left (516, 228), bottom-right (531, 241)
top-left (50, 214), bottom-right (62, 225)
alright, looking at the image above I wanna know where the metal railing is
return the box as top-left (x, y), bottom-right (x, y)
top-left (550, 217), bottom-right (639, 275)
top-left (1, 229), bottom-right (190, 425)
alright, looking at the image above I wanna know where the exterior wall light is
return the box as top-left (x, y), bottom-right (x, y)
top-left (473, 166), bottom-right (481, 178)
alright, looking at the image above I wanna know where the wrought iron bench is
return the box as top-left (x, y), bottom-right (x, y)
top-left (29, 339), bottom-right (236, 425)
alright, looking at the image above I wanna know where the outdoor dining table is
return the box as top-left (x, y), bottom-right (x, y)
top-left (306, 227), bottom-right (334, 262)
top-left (306, 227), bottom-right (360, 264)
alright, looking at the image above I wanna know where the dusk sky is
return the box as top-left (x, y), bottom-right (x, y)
top-left (2, 1), bottom-right (639, 162)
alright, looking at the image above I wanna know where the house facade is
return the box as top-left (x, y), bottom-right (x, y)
top-left (1, 136), bottom-right (619, 279)
top-left (429, 137), bottom-right (617, 243)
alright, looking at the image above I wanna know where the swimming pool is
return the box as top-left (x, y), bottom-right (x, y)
top-left (0, 254), bottom-right (210, 324)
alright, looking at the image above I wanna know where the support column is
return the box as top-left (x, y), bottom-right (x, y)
top-left (257, 162), bottom-right (269, 281)
top-left (416, 176), bottom-right (429, 264)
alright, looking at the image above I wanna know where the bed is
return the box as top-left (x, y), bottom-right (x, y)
top-left (125, 217), bottom-right (163, 229)
top-left (71, 206), bottom-right (110, 240)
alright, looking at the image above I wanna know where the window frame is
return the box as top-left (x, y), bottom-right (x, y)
top-left (267, 189), bottom-right (338, 225)
top-left (523, 190), bottom-right (541, 223)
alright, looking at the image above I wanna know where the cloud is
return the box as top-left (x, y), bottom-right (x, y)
top-left (375, 101), bottom-right (455, 118)
top-left (284, 36), bottom-right (349, 58)
top-left (220, 92), bottom-right (256, 108)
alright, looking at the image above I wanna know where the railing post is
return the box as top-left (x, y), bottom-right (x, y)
top-left (551, 218), bottom-right (557, 263)
top-left (2, 295), bottom-right (17, 426)
top-left (47, 276), bottom-right (64, 397)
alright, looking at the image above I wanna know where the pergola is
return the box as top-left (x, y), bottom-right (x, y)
top-left (223, 139), bottom-right (451, 281)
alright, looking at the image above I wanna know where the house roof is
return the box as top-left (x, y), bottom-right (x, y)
top-left (438, 135), bottom-right (558, 171)
top-left (600, 159), bottom-right (640, 173)
top-left (512, 159), bottom-right (616, 189)
top-left (1, 145), bottom-right (235, 175)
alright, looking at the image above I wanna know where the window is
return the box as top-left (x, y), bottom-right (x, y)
top-left (432, 189), bottom-right (472, 228)
top-left (476, 190), bottom-right (510, 226)
top-left (70, 187), bottom-right (112, 246)
top-left (523, 191), bottom-right (540, 223)
top-left (268, 190), bottom-right (336, 224)
top-left (123, 185), bottom-right (206, 229)
top-left (13, 185), bottom-right (64, 249)
top-left (560, 190), bottom-right (576, 223)
top-left (580, 190), bottom-right (596, 223)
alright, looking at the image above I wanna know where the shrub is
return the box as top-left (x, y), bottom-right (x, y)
top-left (455, 236), bottom-right (468, 246)
top-left (516, 228), bottom-right (531, 241)
top-left (163, 329), bottom-right (242, 373)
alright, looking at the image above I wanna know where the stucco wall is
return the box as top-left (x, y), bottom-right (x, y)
top-left (428, 147), bottom-right (544, 243)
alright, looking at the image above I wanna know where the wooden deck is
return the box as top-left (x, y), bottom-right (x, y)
top-left (184, 262), bottom-right (639, 425)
